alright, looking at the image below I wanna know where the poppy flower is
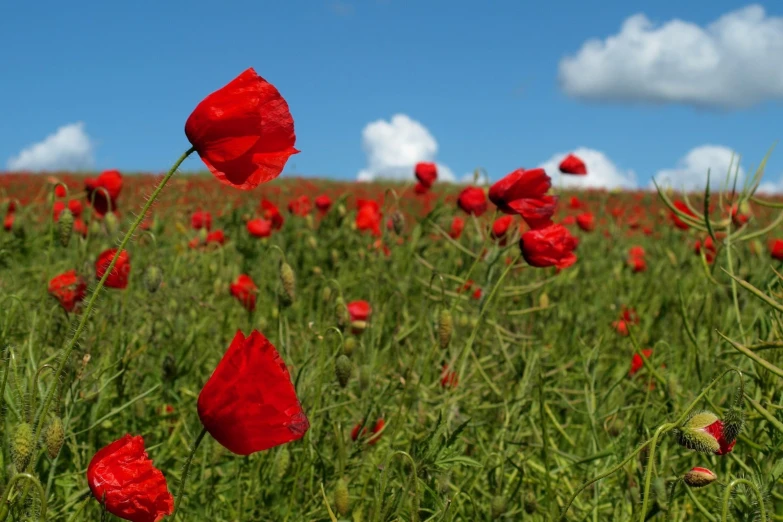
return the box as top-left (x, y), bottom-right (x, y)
top-left (488, 168), bottom-right (557, 229)
top-left (356, 200), bottom-right (382, 236)
top-left (671, 200), bottom-right (696, 230)
top-left (185, 68), bottom-right (299, 190)
top-left (491, 215), bottom-right (514, 244)
top-left (53, 201), bottom-right (66, 221)
top-left (230, 274), bottom-right (258, 311)
top-left (68, 199), bottom-right (83, 218)
top-left (48, 270), bottom-right (87, 312)
top-left (288, 195), bottom-right (311, 216)
top-left (576, 212), bottom-right (595, 232)
top-left (449, 216), bottom-right (464, 239)
top-left (414, 182), bottom-right (429, 194)
top-left (415, 162), bottom-right (437, 188)
top-left (87, 434), bottom-right (174, 522)
top-left (260, 200), bottom-right (284, 230)
top-left (568, 196), bottom-right (582, 209)
top-left (191, 210), bottom-right (212, 231)
top-left (694, 236), bottom-right (716, 264)
top-left (247, 218), bottom-right (272, 238)
top-left (440, 365), bottom-right (458, 388)
top-left (3, 212), bottom-right (13, 232)
top-left (559, 154), bottom-right (587, 175)
top-left (74, 218), bottom-right (88, 238)
top-left (95, 249), bottom-right (131, 289)
top-left (519, 224), bottom-right (578, 269)
top-left (54, 184), bottom-right (67, 198)
top-left (628, 246), bottom-right (646, 259)
top-left (347, 300), bottom-right (371, 323)
top-left (629, 348), bottom-right (653, 376)
top-left (769, 239), bottom-right (783, 260)
top-left (315, 195), bottom-right (332, 213)
top-left (85, 170), bottom-right (123, 216)
top-left (206, 229), bottom-right (226, 246)
top-left (628, 256), bottom-right (647, 272)
top-left (457, 187), bottom-right (488, 216)
top-left (729, 204), bottom-right (749, 228)
top-left (351, 419), bottom-right (384, 445)
top-left (197, 330), bottom-right (309, 455)
top-left (676, 412), bottom-right (736, 456)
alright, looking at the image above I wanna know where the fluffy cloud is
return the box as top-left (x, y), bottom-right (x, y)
top-left (653, 145), bottom-right (744, 191)
top-left (357, 114), bottom-right (455, 183)
top-left (7, 122), bottom-right (95, 172)
top-left (559, 5), bottom-right (783, 108)
top-left (538, 147), bottom-right (637, 190)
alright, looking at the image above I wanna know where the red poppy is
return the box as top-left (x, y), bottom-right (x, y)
top-left (628, 256), bottom-right (647, 272)
top-left (53, 201), bottom-right (66, 221)
top-left (197, 330), bottom-right (309, 455)
top-left (729, 204), bottom-right (749, 228)
top-left (559, 154), bottom-right (587, 175)
top-left (95, 249), bottom-right (131, 289)
top-left (694, 236), bottom-right (716, 264)
top-left (440, 365), bottom-right (458, 388)
top-left (347, 300), bottom-right (371, 323)
top-left (629, 348), bottom-right (653, 376)
top-left (206, 229), bottom-right (226, 246)
top-left (260, 200), bottom-right (284, 230)
top-left (191, 210), bottom-right (212, 231)
top-left (414, 162), bottom-right (437, 188)
top-left (576, 212), bottom-right (595, 232)
top-left (85, 170), bottom-right (123, 216)
top-left (771, 239), bottom-right (783, 260)
top-left (185, 68), bottom-right (299, 190)
top-left (457, 187), bottom-right (488, 216)
top-left (628, 246), bottom-right (646, 259)
top-left (671, 200), bottom-right (696, 230)
top-left (568, 196), bottom-right (582, 209)
top-left (87, 434), bottom-right (174, 522)
top-left (74, 218), bottom-right (88, 237)
top-left (3, 212), bottom-right (13, 232)
top-left (356, 200), bottom-right (382, 236)
top-left (247, 218), bottom-right (272, 238)
top-left (48, 270), bottom-right (87, 312)
top-left (230, 274), bottom-right (258, 311)
top-left (414, 182), bottom-right (429, 194)
top-left (449, 216), bottom-right (464, 239)
top-left (315, 195), bottom-right (332, 213)
top-left (351, 419), bottom-right (384, 445)
top-left (491, 215), bottom-right (514, 240)
top-left (288, 195), bottom-right (312, 216)
top-left (68, 199), bottom-right (83, 218)
top-left (488, 168), bottom-right (557, 228)
top-left (519, 224), bottom-right (578, 269)
top-left (702, 418), bottom-right (736, 455)
top-left (54, 184), bottom-right (67, 198)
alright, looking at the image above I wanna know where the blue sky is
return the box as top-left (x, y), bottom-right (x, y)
top-left (1, 0), bottom-right (782, 190)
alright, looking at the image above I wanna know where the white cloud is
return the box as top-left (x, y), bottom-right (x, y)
top-left (539, 147), bottom-right (637, 190)
top-left (460, 171), bottom-right (489, 185)
top-left (559, 5), bottom-right (783, 108)
top-left (7, 122), bottom-right (95, 172)
top-left (653, 145), bottom-right (744, 191)
top-left (357, 114), bottom-right (456, 183)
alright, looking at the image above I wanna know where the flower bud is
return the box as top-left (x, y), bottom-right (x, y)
top-left (335, 478), bottom-right (349, 516)
top-left (490, 496), bottom-right (506, 519)
top-left (12, 422), bottom-right (34, 471)
top-left (335, 355), bottom-right (353, 388)
top-left (358, 365), bottom-right (370, 391)
top-left (274, 446), bottom-right (290, 480)
top-left (438, 309), bottom-right (452, 349)
top-left (683, 467), bottom-right (717, 488)
top-left (58, 208), bottom-right (74, 247)
top-left (144, 265), bottom-right (164, 293)
top-left (307, 236), bottom-right (317, 250)
top-left (391, 211), bottom-right (405, 235)
top-left (675, 411), bottom-right (736, 455)
top-left (321, 286), bottom-right (332, 303)
top-left (89, 219), bottom-right (102, 237)
top-left (45, 417), bottom-right (65, 459)
top-left (344, 337), bottom-right (356, 357)
top-left (337, 204), bottom-right (347, 218)
top-left (279, 261), bottom-right (296, 306)
top-left (523, 492), bottom-right (537, 514)
top-left (722, 405), bottom-right (744, 445)
top-left (539, 292), bottom-right (550, 309)
top-left (104, 211), bottom-right (119, 235)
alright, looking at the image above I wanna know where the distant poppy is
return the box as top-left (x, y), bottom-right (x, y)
top-left (315, 195), bottom-right (332, 213)
top-left (568, 196), bottom-right (582, 209)
top-left (53, 201), bottom-right (66, 221)
top-left (185, 68), bottom-right (299, 190)
top-left (576, 212), bottom-right (595, 232)
top-left (771, 239), bottom-right (783, 261)
top-left (3, 212), bottom-right (13, 232)
top-left (260, 200), bottom-right (284, 230)
top-left (457, 187), bottom-right (488, 216)
top-left (191, 210), bottom-right (212, 231)
top-left (288, 195), bottom-right (311, 216)
top-left (85, 170), bottom-right (123, 217)
top-left (230, 274), bottom-right (258, 311)
top-left (95, 249), bottom-right (131, 289)
top-left (449, 216), bottom-right (465, 239)
top-left (694, 236), bottom-right (716, 264)
top-left (54, 184), bottom-right (67, 198)
top-left (67, 199), bottom-right (83, 218)
top-left (351, 419), bottom-right (384, 445)
top-left (247, 218), bottom-right (272, 238)
top-left (197, 330), bottom-right (309, 455)
top-left (629, 348), bottom-right (653, 376)
top-left (491, 215), bottom-right (514, 240)
top-left (440, 365), bottom-right (458, 388)
top-left (559, 154), bottom-right (587, 175)
top-left (347, 300), bottom-right (371, 323)
top-left (415, 162), bottom-right (437, 188)
top-left (519, 224), bottom-right (578, 269)
top-left (206, 229), bottom-right (226, 246)
top-left (671, 201), bottom-right (696, 230)
top-left (356, 200), bottom-right (382, 236)
top-left (87, 434), bottom-right (173, 522)
top-left (414, 182), bottom-right (429, 194)
top-left (488, 168), bottom-right (557, 228)
top-left (48, 270), bottom-right (87, 313)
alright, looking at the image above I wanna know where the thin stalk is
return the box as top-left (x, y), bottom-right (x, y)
top-left (720, 478), bottom-right (766, 522)
top-left (172, 426), bottom-right (208, 519)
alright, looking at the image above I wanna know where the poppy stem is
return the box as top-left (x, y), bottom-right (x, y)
top-left (173, 427), bottom-right (208, 519)
top-left (720, 478), bottom-right (766, 522)
top-left (29, 146), bottom-right (195, 471)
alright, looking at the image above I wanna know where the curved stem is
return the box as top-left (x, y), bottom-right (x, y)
top-left (639, 423), bottom-right (674, 521)
top-left (172, 427), bottom-right (208, 519)
top-left (720, 478), bottom-right (766, 522)
top-left (29, 147), bottom-right (194, 466)
top-left (0, 472), bottom-right (47, 521)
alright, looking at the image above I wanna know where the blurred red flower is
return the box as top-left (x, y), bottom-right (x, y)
top-left (414, 162), bottom-right (437, 188)
top-left (489, 168), bottom-right (556, 228)
top-left (85, 170), bottom-right (123, 217)
top-left (315, 194), bottom-right (332, 213)
top-left (95, 249), bottom-right (131, 289)
top-left (230, 274), bottom-right (258, 311)
top-left (519, 224), bottom-right (578, 269)
top-left (559, 154), bottom-right (587, 175)
top-left (449, 216), bottom-right (464, 239)
top-left (191, 210), bottom-right (212, 231)
top-left (288, 195), bottom-right (312, 216)
top-left (48, 270), bottom-right (87, 313)
top-left (247, 218), bottom-right (272, 238)
top-left (576, 212), bottom-right (595, 232)
top-left (260, 200), bottom-right (284, 230)
top-left (457, 187), bottom-right (488, 216)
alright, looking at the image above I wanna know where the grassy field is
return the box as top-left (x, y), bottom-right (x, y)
top-left (1, 169), bottom-right (783, 521)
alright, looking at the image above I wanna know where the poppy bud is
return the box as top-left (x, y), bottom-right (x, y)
top-left (337, 204), bottom-right (347, 218)
top-left (307, 236), bottom-right (317, 250)
top-left (274, 446), bottom-right (290, 480)
top-left (45, 417), bottom-right (65, 459)
top-left (459, 314), bottom-right (469, 327)
top-left (321, 286), bottom-right (332, 303)
top-left (335, 355), bottom-right (353, 388)
top-left (437, 472), bottom-right (451, 494)
top-left (675, 411), bottom-right (736, 455)
top-left (89, 219), bottom-right (101, 237)
top-left (438, 309), bottom-right (452, 349)
top-left (344, 337), bottom-right (356, 357)
top-left (391, 211), bottom-right (405, 235)
top-left (279, 261), bottom-right (296, 306)
top-left (144, 265), bottom-right (164, 293)
top-left (331, 249), bottom-right (340, 266)
top-left (305, 214), bottom-right (315, 229)
top-left (491, 496), bottom-right (506, 519)
top-left (58, 208), bottom-right (74, 247)
top-left (722, 405), bottom-right (744, 445)
top-left (12, 422), bottom-right (34, 471)
top-left (524, 492), bottom-right (537, 514)
top-left (104, 211), bottom-right (119, 235)
top-left (335, 478), bottom-right (349, 516)
top-left (539, 292), bottom-right (550, 309)
top-left (683, 467), bottom-right (717, 488)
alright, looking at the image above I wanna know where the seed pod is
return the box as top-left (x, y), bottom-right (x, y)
top-left (343, 337), bottom-right (356, 357)
top-left (104, 211), bottom-right (119, 235)
top-left (335, 355), bottom-right (353, 388)
top-left (438, 309), bottom-right (452, 349)
top-left (490, 496), bottom-right (506, 519)
top-left (144, 265), bottom-right (164, 293)
top-left (12, 422), bottom-right (34, 471)
top-left (335, 478), bottom-right (349, 516)
top-left (391, 211), bottom-right (405, 235)
top-left (337, 204), bottom-right (347, 218)
top-left (274, 446), bottom-right (290, 480)
top-left (45, 417), bottom-right (65, 459)
top-left (279, 262), bottom-right (296, 306)
top-left (58, 208), bottom-right (74, 247)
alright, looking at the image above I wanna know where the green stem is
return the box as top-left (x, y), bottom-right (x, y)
top-left (639, 423), bottom-right (674, 521)
top-left (720, 478), bottom-right (766, 522)
top-left (173, 427), bottom-right (208, 519)
top-left (0, 472), bottom-right (47, 521)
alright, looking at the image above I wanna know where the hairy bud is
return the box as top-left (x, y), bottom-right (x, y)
top-left (12, 422), bottom-right (34, 471)
top-left (58, 208), bottom-right (74, 247)
top-left (438, 309), bottom-right (452, 349)
top-left (335, 355), bottom-right (353, 388)
top-left (683, 467), bottom-right (717, 488)
top-left (279, 262), bottom-right (296, 306)
top-left (45, 417), bottom-right (65, 459)
top-left (144, 265), bottom-right (164, 293)
top-left (335, 478), bottom-right (349, 516)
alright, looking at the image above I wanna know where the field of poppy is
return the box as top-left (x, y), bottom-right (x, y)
top-left (1, 69), bottom-right (783, 521)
